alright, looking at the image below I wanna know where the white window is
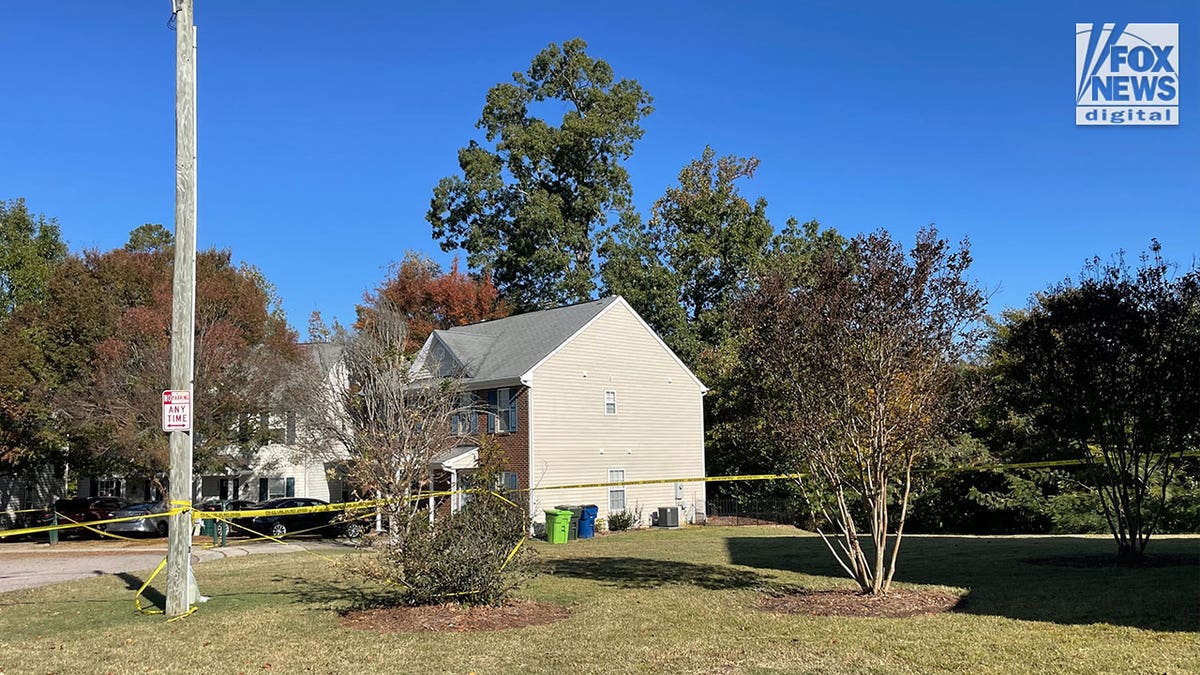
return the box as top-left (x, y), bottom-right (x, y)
top-left (97, 477), bottom-right (121, 497)
top-left (608, 469), bottom-right (626, 512)
top-left (604, 390), bottom-right (617, 416)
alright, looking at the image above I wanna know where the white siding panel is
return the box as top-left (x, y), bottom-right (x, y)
top-left (229, 445), bottom-right (335, 502)
top-left (530, 301), bottom-right (706, 525)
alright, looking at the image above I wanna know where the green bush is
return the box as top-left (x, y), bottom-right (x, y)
top-left (1159, 475), bottom-right (1200, 533)
top-left (605, 509), bottom-right (638, 531)
top-left (345, 444), bottom-right (535, 606)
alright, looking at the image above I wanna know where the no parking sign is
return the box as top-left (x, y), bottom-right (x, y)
top-left (162, 390), bottom-right (192, 432)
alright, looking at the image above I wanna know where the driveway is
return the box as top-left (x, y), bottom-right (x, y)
top-left (0, 539), bottom-right (344, 593)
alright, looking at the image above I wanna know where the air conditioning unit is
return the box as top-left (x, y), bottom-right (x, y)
top-left (657, 506), bottom-right (680, 528)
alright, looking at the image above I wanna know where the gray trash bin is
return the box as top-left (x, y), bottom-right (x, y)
top-left (555, 504), bottom-right (581, 540)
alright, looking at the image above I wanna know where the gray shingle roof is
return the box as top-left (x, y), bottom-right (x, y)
top-left (427, 296), bottom-right (619, 386)
top-left (303, 342), bottom-right (344, 373)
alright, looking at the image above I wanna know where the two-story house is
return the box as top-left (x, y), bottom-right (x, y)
top-left (412, 295), bottom-right (708, 526)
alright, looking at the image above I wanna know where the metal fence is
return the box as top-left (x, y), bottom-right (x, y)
top-left (704, 497), bottom-right (799, 526)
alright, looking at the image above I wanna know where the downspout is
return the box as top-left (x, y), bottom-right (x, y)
top-left (522, 376), bottom-right (535, 531)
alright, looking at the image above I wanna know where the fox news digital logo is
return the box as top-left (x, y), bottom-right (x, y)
top-left (1076, 23), bottom-right (1179, 126)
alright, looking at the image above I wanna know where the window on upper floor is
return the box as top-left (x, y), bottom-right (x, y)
top-left (451, 393), bottom-right (479, 436)
top-left (487, 388), bottom-right (519, 434)
top-left (604, 390), bottom-right (617, 416)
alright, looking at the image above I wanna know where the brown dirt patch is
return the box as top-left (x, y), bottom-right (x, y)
top-left (704, 516), bottom-right (793, 527)
top-left (340, 599), bottom-right (571, 633)
top-left (760, 588), bottom-right (962, 618)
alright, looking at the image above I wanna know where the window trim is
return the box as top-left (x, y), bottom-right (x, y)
top-left (604, 390), bottom-right (617, 416)
top-left (97, 477), bottom-right (121, 498)
top-left (487, 388), bottom-right (519, 434)
top-left (607, 468), bottom-right (626, 512)
top-left (262, 477), bottom-right (288, 500)
top-left (497, 388), bottom-right (511, 433)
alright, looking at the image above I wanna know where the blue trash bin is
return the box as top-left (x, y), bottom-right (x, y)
top-left (578, 504), bottom-right (599, 539)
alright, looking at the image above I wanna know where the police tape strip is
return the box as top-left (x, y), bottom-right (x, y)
top-left (520, 449), bottom-right (1200, 493)
top-left (3, 450), bottom-right (1197, 540)
top-left (54, 511), bottom-right (152, 543)
top-left (133, 556), bottom-right (198, 622)
top-left (0, 508), bottom-right (185, 539)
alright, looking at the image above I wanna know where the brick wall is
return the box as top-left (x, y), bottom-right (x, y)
top-left (481, 386), bottom-right (530, 492)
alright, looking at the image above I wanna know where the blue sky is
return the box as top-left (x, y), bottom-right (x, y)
top-left (2, 1), bottom-right (1196, 332)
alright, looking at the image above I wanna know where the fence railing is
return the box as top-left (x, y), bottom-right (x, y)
top-left (704, 498), bottom-right (799, 526)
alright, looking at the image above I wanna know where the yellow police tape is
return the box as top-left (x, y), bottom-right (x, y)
top-left (54, 512), bottom-right (149, 543)
top-left (0, 510), bottom-right (186, 539)
top-left (2, 450), bottom-right (1198, 541)
top-left (0, 445), bottom-right (1193, 621)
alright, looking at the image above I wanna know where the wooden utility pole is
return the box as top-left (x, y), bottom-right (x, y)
top-left (166, 0), bottom-right (197, 619)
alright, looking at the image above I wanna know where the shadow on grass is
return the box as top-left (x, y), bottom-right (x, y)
top-left (116, 572), bottom-right (164, 611)
top-left (272, 574), bottom-right (406, 614)
top-left (545, 555), bottom-right (788, 592)
top-left (725, 534), bottom-right (1200, 632)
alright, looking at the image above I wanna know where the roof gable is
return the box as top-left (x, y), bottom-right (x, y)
top-left (410, 296), bottom-right (705, 393)
top-left (416, 296), bottom-right (619, 387)
top-left (524, 297), bottom-right (708, 393)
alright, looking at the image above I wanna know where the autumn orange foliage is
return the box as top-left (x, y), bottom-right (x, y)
top-left (358, 253), bottom-right (509, 353)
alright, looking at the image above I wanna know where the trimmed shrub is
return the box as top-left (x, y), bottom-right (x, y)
top-left (606, 509), bottom-right (638, 531)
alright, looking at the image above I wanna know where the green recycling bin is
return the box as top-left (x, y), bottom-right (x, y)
top-left (200, 518), bottom-right (216, 537)
top-left (555, 505), bottom-right (582, 540)
top-left (544, 509), bottom-right (571, 544)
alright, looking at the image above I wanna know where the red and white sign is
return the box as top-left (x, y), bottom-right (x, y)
top-left (162, 390), bottom-right (192, 432)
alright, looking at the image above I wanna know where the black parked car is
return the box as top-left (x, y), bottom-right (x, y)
top-left (198, 499), bottom-right (256, 537)
top-left (248, 498), bottom-right (366, 539)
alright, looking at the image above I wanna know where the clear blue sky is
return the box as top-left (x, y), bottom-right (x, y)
top-left (2, 1), bottom-right (1196, 332)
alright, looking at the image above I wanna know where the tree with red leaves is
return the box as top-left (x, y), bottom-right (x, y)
top-left (0, 226), bottom-right (301, 483)
top-left (357, 252), bottom-right (508, 353)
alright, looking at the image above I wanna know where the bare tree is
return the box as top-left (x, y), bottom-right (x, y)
top-left (738, 227), bottom-right (985, 594)
top-left (294, 299), bottom-right (466, 543)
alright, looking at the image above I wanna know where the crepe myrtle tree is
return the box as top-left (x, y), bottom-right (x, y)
top-left (992, 242), bottom-right (1199, 560)
top-left (295, 299), bottom-right (468, 544)
top-left (737, 227), bottom-right (986, 594)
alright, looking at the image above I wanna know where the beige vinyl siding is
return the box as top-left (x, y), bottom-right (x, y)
top-left (204, 445), bottom-right (336, 502)
top-left (529, 301), bottom-right (705, 525)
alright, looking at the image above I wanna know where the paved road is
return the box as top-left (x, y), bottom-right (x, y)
top-left (0, 540), bottom-right (336, 593)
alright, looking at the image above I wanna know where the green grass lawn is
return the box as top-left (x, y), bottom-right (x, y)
top-left (0, 527), bottom-right (1196, 674)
